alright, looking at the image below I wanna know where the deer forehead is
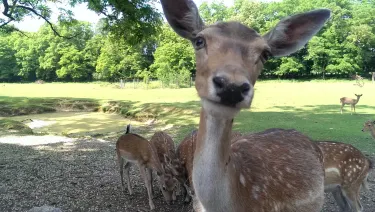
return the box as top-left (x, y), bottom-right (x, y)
top-left (198, 22), bottom-right (268, 58)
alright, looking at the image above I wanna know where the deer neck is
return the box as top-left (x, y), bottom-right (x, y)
top-left (192, 101), bottom-right (237, 211)
top-left (355, 96), bottom-right (361, 103)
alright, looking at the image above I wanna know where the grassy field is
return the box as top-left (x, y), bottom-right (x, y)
top-left (1, 80), bottom-right (374, 152)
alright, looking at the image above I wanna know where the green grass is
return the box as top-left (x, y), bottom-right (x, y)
top-left (0, 119), bottom-right (33, 136)
top-left (1, 81), bottom-right (374, 153)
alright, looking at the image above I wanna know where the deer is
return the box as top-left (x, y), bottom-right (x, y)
top-left (362, 120), bottom-right (375, 140)
top-left (115, 124), bottom-right (176, 210)
top-left (340, 94), bottom-right (363, 115)
top-left (176, 129), bottom-right (243, 203)
top-left (160, 1), bottom-right (331, 211)
top-left (316, 141), bottom-right (373, 212)
top-left (149, 131), bottom-right (180, 202)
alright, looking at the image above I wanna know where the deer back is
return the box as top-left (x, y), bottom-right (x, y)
top-left (228, 129), bottom-right (324, 211)
top-left (316, 141), bottom-right (371, 188)
top-left (116, 133), bottom-right (153, 164)
top-left (150, 131), bottom-right (177, 164)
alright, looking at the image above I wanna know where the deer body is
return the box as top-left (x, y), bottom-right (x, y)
top-left (362, 120), bottom-right (375, 139)
top-left (116, 126), bottom-right (175, 210)
top-left (160, 1), bottom-right (330, 211)
top-left (194, 111), bottom-right (324, 211)
top-left (340, 94), bottom-right (362, 114)
top-left (317, 141), bottom-right (373, 212)
top-left (149, 131), bottom-right (179, 201)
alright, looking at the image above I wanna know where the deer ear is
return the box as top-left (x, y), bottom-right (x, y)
top-left (372, 120), bottom-right (375, 125)
top-left (263, 9), bottom-right (331, 57)
top-left (160, 0), bottom-right (205, 40)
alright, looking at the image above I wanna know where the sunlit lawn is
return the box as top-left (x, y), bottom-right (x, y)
top-left (1, 80), bottom-right (374, 152)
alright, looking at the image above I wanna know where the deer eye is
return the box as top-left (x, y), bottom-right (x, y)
top-left (258, 50), bottom-right (271, 64)
top-left (194, 37), bottom-right (206, 50)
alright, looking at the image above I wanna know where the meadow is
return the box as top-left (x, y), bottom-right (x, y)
top-left (1, 80), bottom-right (374, 152)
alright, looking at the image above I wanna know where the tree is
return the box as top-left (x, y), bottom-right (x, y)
top-left (151, 25), bottom-right (195, 87)
top-left (0, 34), bottom-right (18, 81)
top-left (1, 0), bottom-right (162, 44)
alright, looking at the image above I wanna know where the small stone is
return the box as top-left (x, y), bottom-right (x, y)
top-left (27, 205), bottom-right (62, 212)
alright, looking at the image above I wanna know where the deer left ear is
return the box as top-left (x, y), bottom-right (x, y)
top-left (160, 0), bottom-right (205, 40)
top-left (263, 9), bottom-right (331, 57)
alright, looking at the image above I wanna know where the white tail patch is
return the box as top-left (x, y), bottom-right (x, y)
top-left (325, 167), bottom-right (340, 175)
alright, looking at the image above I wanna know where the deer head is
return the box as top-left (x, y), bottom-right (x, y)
top-left (160, 0), bottom-right (330, 115)
top-left (362, 120), bottom-right (375, 132)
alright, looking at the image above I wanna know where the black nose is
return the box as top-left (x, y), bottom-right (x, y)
top-left (212, 76), bottom-right (250, 106)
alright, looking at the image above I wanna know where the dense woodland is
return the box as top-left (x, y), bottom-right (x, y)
top-left (0, 0), bottom-right (374, 86)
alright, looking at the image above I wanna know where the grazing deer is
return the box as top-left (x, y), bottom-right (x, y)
top-left (316, 141), bottom-right (373, 212)
top-left (340, 94), bottom-right (363, 115)
top-left (160, 1), bottom-right (330, 211)
top-left (149, 131), bottom-right (180, 202)
top-left (362, 120), bottom-right (375, 140)
top-left (116, 125), bottom-right (176, 210)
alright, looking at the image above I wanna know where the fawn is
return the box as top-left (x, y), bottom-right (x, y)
top-left (316, 141), bottom-right (373, 212)
top-left (340, 94), bottom-right (363, 115)
top-left (149, 131), bottom-right (180, 202)
top-left (115, 125), bottom-right (176, 210)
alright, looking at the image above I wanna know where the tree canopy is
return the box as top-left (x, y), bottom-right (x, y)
top-left (1, 0), bottom-right (374, 85)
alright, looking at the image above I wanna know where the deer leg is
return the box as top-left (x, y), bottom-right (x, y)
top-left (332, 188), bottom-right (348, 211)
top-left (341, 104), bottom-right (344, 114)
top-left (353, 104), bottom-right (356, 114)
top-left (124, 161), bottom-right (133, 195)
top-left (343, 186), bottom-right (363, 212)
top-left (118, 155), bottom-right (125, 192)
top-left (183, 183), bottom-right (192, 203)
top-left (146, 167), bottom-right (154, 197)
top-left (139, 165), bottom-right (155, 210)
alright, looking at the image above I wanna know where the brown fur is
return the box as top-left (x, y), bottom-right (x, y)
top-left (362, 120), bottom-right (375, 139)
top-left (340, 94), bottom-right (362, 114)
top-left (149, 131), bottom-right (179, 201)
top-left (317, 141), bottom-right (372, 212)
top-left (116, 132), bottom-right (175, 210)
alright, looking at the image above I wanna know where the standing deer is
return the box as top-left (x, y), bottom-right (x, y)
top-left (316, 141), bottom-right (373, 212)
top-left (116, 125), bottom-right (176, 210)
top-left (362, 120), bottom-right (375, 140)
top-left (149, 131), bottom-right (180, 202)
top-left (340, 94), bottom-right (363, 115)
top-left (160, 1), bottom-right (330, 211)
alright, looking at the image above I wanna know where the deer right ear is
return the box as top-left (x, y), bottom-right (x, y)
top-left (160, 0), bottom-right (205, 40)
top-left (263, 9), bottom-right (331, 57)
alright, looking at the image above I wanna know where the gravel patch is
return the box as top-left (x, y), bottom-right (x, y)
top-left (0, 135), bottom-right (374, 212)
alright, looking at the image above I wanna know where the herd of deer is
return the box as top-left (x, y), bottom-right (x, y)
top-left (115, 1), bottom-right (374, 211)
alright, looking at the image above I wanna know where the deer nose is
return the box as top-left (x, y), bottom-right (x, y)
top-left (212, 76), bottom-right (251, 106)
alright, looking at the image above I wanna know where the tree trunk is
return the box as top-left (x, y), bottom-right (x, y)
top-left (372, 72), bottom-right (374, 84)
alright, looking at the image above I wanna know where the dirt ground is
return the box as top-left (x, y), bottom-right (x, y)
top-left (0, 136), bottom-right (374, 212)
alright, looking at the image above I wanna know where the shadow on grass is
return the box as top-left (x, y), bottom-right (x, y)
top-left (1, 95), bottom-right (374, 152)
top-left (234, 104), bottom-right (375, 153)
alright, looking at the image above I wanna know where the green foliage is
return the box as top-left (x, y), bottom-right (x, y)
top-left (151, 25), bottom-right (194, 88)
top-left (0, 0), bottom-right (374, 82)
top-left (0, 35), bottom-right (18, 81)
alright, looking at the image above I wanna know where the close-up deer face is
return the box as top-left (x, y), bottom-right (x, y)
top-left (192, 22), bottom-right (268, 109)
top-left (161, 0), bottom-right (331, 112)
